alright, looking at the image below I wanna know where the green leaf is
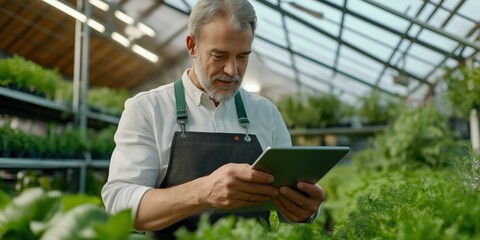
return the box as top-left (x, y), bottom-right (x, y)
top-left (40, 204), bottom-right (109, 240)
top-left (61, 194), bottom-right (102, 212)
top-left (93, 209), bottom-right (134, 240)
top-left (0, 191), bottom-right (11, 210)
top-left (0, 188), bottom-right (61, 238)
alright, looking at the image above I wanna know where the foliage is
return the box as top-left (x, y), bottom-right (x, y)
top-left (445, 66), bottom-right (480, 119)
top-left (277, 94), bottom-right (348, 128)
top-left (87, 87), bottom-right (129, 116)
top-left (175, 214), bottom-right (330, 240)
top-left (0, 188), bottom-right (148, 240)
top-left (451, 145), bottom-right (480, 194)
top-left (332, 170), bottom-right (480, 240)
top-left (88, 125), bottom-right (117, 159)
top-left (0, 55), bottom-right (62, 99)
top-left (354, 104), bottom-right (458, 171)
top-left (357, 89), bottom-right (403, 125)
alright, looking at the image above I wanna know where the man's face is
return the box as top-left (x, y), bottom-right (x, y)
top-left (191, 16), bottom-right (254, 102)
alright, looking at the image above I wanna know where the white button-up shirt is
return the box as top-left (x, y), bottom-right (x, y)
top-left (101, 69), bottom-right (292, 217)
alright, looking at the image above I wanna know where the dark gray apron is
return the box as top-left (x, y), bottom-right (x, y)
top-left (149, 80), bottom-right (270, 239)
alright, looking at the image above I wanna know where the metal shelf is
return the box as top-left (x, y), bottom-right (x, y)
top-left (289, 125), bottom-right (386, 136)
top-left (88, 160), bottom-right (110, 168)
top-left (0, 158), bottom-right (87, 193)
top-left (87, 110), bottom-right (119, 125)
top-left (0, 87), bottom-right (73, 122)
top-left (0, 87), bottom-right (119, 127)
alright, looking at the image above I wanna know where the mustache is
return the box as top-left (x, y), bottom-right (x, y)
top-left (212, 74), bottom-right (241, 82)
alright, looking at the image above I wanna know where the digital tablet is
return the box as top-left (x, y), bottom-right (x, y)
top-left (220, 146), bottom-right (350, 212)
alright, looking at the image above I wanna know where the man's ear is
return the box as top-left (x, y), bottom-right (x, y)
top-left (186, 35), bottom-right (196, 57)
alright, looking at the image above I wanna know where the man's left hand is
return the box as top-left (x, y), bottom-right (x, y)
top-left (272, 182), bottom-right (325, 223)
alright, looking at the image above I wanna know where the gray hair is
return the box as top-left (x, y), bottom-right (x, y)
top-left (188, 0), bottom-right (257, 40)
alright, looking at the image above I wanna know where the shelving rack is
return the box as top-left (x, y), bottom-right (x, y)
top-left (0, 86), bottom-right (116, 193)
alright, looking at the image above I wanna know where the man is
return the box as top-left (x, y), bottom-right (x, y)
top-left (102, 0), bottom-right (325, 238)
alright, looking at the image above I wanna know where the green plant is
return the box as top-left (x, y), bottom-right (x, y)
top-left (89, 125), bottom-right (116, 159)
top-left (357, 89), bottom-right (403, 125)
top-left (445, 66), bottom-right (480, 119)
top-left (87, 87), bottom-right (129, 116)
top-left (175, 214), bottom-right (330, 240)
top-left (451, 145), bottom-right (480, 193)
top-left (332, 170), bottom-right (480, 240)
top-left (277, 94), bottom-right (345, 128)
top-left (0, 188), bottom-right (149, 240)
top-left (354, 104), bottom-right (458, 171)
top-left (0, 55), bottom-right (62, 99)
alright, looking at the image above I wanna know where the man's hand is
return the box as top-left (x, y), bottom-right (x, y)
top-left (272, 182), bottom-right (325, 222)
top-left (202, 163), bottom-right (279, 209)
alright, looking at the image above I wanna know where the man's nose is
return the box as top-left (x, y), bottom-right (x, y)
top-left (223, 58), bottom-right (238, 77)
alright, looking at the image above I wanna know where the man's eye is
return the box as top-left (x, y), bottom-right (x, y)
top-left (212, 54), bottom-right (224, 59)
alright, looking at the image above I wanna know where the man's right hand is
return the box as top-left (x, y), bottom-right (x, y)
top-left (201, 163), bottom-right (278, 210)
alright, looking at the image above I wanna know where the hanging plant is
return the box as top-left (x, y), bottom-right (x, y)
top-left (445, 66), bottom-right (480, 119)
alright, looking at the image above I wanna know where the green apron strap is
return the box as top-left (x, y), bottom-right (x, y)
top-left (235, 92), bottom-right (252, 142)
top-left (174, 79), bottom-right (251, 141)
top-left (174, 79), bottom-right (188, 138)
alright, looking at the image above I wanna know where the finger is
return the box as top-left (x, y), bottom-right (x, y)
top-left (297, 182), bottom-right (325, 201)
top-left (216, 198), bottom-right (263, 210)
top-left (229, 165), bottom-right (274, 184)
top-left (226, 189), bottom-right (272, 203)
top-left (234, 181), bottom-right (278, 198)
top-left (279, 187), bottom-right (318, 214)
top-left (273, 195), bottom-right (309, 222)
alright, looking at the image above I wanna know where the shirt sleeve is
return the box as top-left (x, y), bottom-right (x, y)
top-left (271, 105), bottom-right (292, 147)
top-left (101, 96), bottom-right (160, 218)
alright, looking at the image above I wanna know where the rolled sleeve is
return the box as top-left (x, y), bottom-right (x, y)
top-left (101, 96), bottom-right (161, 218)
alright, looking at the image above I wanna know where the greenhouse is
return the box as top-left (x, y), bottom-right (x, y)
top-left (0, 0), bottom-right (479, 239)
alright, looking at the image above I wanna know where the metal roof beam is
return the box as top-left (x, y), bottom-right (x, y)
top-left (440, 0), bottom-right (465, 28)
top-left (258, 0), bottom-right (430, 86)
top-left (278, 2), bottom-right (301, 93)
top-left (374, 1), bottom-right (430, 86)
top-left (316, 0), bottom-right (466, 60)
top-left (362, 0), bottom-right (479, 52)
top-left (332, 0), bottom-right (347, 76)
top-left (256, 35), bottom-right (398, 97)
top-left (256, 52), bottom-right (362, 99)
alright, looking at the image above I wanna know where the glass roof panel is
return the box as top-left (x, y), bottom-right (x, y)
top-left (144, 7), bottom-right (188, 46)
top-left (347, 0), bottom-right (411, 32)
top-left (280, 0), bottom-right (342, 37)
top-left (417, 29), bottom-right (462, 53)
top-left (458, 0), bottom-right (480, 20)
top-left (333, 74), bottom-right (371, 98)
top-left (254, 2), bottom-right (288, 47)
top-left (253, 39), bottom-right (292, 66)
top-left (342, 16), bottom-right (398, 61)
top-left (165, 0), bottom-right (191, 12)
top-left (338, 47), bottom-right (384, 73)
top-left (299, 74), bottom-right (330, 93)
top-left (423, 7), bottom-right (451, 28)
top-left (260, 58), bottom-right (296, 80)
top-left (444, 15), bottom-right (476, 37)
top-left (294, 55), bottom-right (333, 78)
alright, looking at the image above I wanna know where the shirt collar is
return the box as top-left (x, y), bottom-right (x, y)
top-left (182, 69), bottom-right (234, 108)
top-left (181, 69), bottom-right (205, 106)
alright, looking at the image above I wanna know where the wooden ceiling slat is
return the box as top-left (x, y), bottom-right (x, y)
top-left (88, 40), bottom-right (124, 85)
top-left (0, 0), bottom-right (170, 91)
top-left (90, 51), bottom-right (133, 86)
top-left (9, 9), bottom-right (56, 56)
top-left (117, 68), bottom-right (156, 89)
top-left (89, 37), bottom-right (117, 68)
top-left (0, 2), bottom-right (28, 50)
top-left (19, 11), bottom-right (71, 57)
top-left (0, 0), bottom-right (15, 29)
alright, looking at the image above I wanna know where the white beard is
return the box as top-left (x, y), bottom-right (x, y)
top-left (194, 53), bottom-right (242, 103)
